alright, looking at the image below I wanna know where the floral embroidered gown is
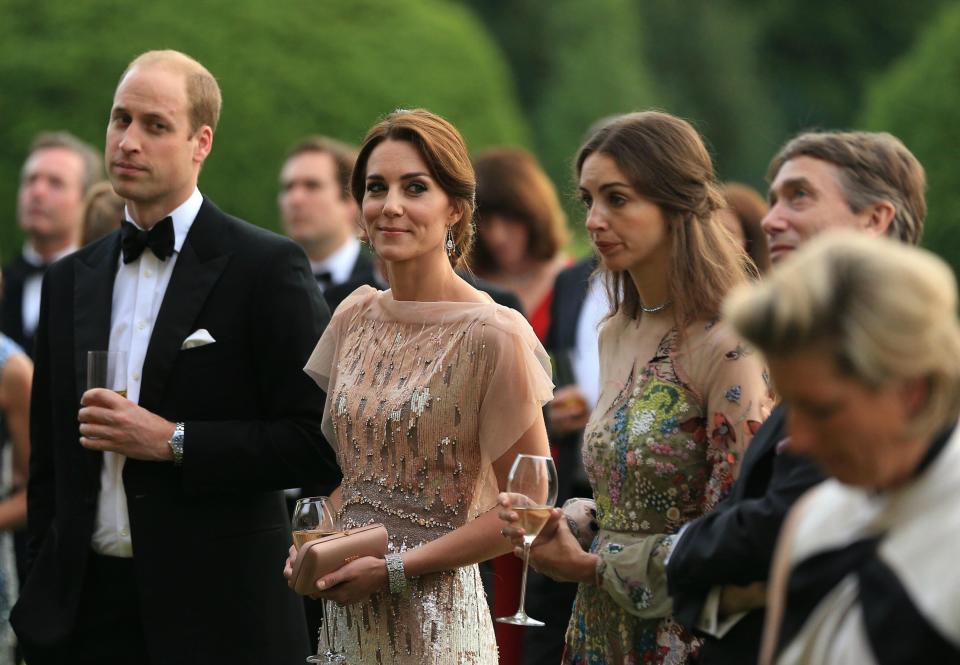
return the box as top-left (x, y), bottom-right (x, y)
top-left (305, 287), bottom-right (553, 665)
top-left (564, 313), bottom-right (772, 665)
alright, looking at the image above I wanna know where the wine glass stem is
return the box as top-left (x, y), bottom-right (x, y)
top-left (321, 599), bottom-right (332, 654)
top-left (517, 542), bottom-right (532, 617)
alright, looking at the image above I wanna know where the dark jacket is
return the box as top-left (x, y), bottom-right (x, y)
top-left (12, 199), bottom-right (339, 665)
top-left (667, 404), bottom-right (824, 665)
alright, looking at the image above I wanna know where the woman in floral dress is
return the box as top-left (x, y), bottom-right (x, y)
top-left (500, 111), bottom-right (772, 664)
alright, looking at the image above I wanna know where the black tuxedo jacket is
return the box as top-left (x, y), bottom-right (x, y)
top-left (667, 404), bottom-right (824, 665)
top-left (11, 199), bottom-right (338, 665)
top-left (1, 254), bottom-right (41, 357)
top-left (545, 258), bottom-right (596, 503)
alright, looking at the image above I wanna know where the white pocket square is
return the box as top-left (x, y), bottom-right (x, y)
top-left (181, 329), bottom-right (216, 350)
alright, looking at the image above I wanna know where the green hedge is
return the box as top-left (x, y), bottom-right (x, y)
top-left (860, 2), bottom-right (960, 274)
top-left (0, 0), bottom-right (529, 259)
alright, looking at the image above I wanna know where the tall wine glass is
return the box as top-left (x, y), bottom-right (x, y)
top-left (291, 496), bottom-right (344, 664)
top-left (496, 454), bottom-right (558, 627)
top-left (86, 350), bottom-right (127, 396)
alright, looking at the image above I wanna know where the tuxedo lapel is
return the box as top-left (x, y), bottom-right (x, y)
top-left (73, 235), bottom-right (121, 404)
top-left (138, 203), bottom-right (230, 411)
top-left (73, 233), bottom-right (121, 482)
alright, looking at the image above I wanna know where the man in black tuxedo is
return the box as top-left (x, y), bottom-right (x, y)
top-left (666, 131), bottom-right (927, 665)
top-left (279, 136), bottom-right (375, 294)
top-left (11, 50), bottom-right (337, 665)
top-left (2, 132), bottom-right (102, 357)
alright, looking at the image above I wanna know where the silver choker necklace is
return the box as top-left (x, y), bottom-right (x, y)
top-left (639, 299), bottom-right (673, 314)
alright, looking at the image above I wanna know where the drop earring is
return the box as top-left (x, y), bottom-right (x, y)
top-left (446, 226), bottom-right (456, 256)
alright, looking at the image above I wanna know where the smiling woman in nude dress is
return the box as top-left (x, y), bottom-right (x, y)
top-left (285, 109), bottom-right (554, 665)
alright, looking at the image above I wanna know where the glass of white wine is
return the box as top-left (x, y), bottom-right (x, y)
top-left (496, 453), bottom-right (558, 627)
top-left (86, 350), bottom-right (128, 397)
top-left (291, 496), bottom-right (344, 665)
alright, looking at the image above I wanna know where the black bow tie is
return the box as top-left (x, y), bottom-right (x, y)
top-left (120, 217), bottom-right (175, 264)
top-left (314, 271), bottom-right (333, 289)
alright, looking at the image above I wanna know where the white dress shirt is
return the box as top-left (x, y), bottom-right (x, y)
top-left (309, 235), bottom-right (360, 291)
top-left (92, 188), bottom-right (202, 557)
top-left (21, 243), bottom-right (77, 338)
top-left (570, 272), bottom-right (608, 409)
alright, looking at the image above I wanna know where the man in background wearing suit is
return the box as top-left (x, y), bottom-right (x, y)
top-left (667, 131), bottom-right (927, 665)
top-left (2, 132), bottom-right (102, 357)
top-left (11, 50), bottom-right (337, 665)
top-left (279, 136), bottom-right (374, 294)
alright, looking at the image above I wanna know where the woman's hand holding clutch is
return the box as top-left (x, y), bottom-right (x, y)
top-left (312, 556), bottom-right (389, 604)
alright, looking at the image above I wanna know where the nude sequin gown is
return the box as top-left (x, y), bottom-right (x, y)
top-left (305, 287), bottom-right (553, 665)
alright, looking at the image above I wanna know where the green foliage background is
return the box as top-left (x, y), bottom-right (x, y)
top-left (1, 0), bottom-right (956, 266)
top-left (861, 1), bottom-right (960, 274)
top-left (0, 0), bottom-right (529, 257)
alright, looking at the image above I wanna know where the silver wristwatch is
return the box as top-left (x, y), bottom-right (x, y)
top-left (168, 422), bottom-right (185, 466)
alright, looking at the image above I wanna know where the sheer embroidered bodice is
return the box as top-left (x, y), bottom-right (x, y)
top-left (305, 287), bottom-right (553, 664)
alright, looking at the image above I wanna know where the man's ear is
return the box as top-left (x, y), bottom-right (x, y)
top-left (193, 125), bottom-right (214, 165)
top-left (863, 200), bottom-right (896, 237)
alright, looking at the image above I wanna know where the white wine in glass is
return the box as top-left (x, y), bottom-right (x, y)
top-left (496, 454), bottom-right (558, 627)
top-left (291, 496), bottom-right (344, 665)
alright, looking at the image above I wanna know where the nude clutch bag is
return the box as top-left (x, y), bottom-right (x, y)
top-left (291, 523), bottom-right (389, 595)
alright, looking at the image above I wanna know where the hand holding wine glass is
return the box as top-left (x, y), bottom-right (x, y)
top-left (496, 454), bottom-right (558, 627)
top-left (291, 496), bottom-right (345, 665)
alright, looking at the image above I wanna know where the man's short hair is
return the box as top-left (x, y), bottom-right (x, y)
top-left (27, 131), bottom-right (103, 195)
top-left (284, 136), bottom-right (358, 200)
top-left (120, 50), bottom-right (222, 135)
top-left (766, 131), bottom-right (926, 246)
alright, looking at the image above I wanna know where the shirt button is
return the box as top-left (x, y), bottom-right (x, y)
top-left (132, 371), bottom-right (141, 381)
top-left (137, 320), bottom-right (147, 331)
top-left (144, 269), bottom-right (154, 278)
top-left (120, 529), bottom-right (129, 537)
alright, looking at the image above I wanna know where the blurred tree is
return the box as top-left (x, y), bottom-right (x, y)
top-left (636, 0), bottom-right (786, 188)
top-left (0, 0), bottom-right (529, 258)
top-left (737, 0), bottom-right (945, 131)
top-left (860, 2), bottom-right (960, 274)
top-left (466, 0), bottom-right (659, 242)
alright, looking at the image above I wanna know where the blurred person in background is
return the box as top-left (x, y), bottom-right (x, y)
top-left (667, 130), bottom-right (927, 665)
top-left (500, 111), bottom-right (771, 665)
top-left (471, 147), bottom-right (571, 342)
top-left (0, 283), bottom-right (32, 665)
top-left (470, 146), bottom-right (571, 664)
top-left (2, 131), bottom-right (102, 356)
top-left (81, 181), bottom-right (124, 245)
top-left (718, 183), bottom-right (770, 275)
top-left (720, 232), bottom-right (960, 664)
top-left (290, 108), bottom-right (552, 665)
top-left (278, 136), bottom-right (374, 295)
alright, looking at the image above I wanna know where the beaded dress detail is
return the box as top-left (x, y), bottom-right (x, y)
top-left (305, 287), bottom-right (553, 665)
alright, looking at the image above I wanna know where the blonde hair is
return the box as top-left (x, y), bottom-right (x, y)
top-left (725, 230), bottom-right (960, 439)
top-left (576, 111), bottom-right (753, 324)
top-left (119, 50), bottom-right (222, 134)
